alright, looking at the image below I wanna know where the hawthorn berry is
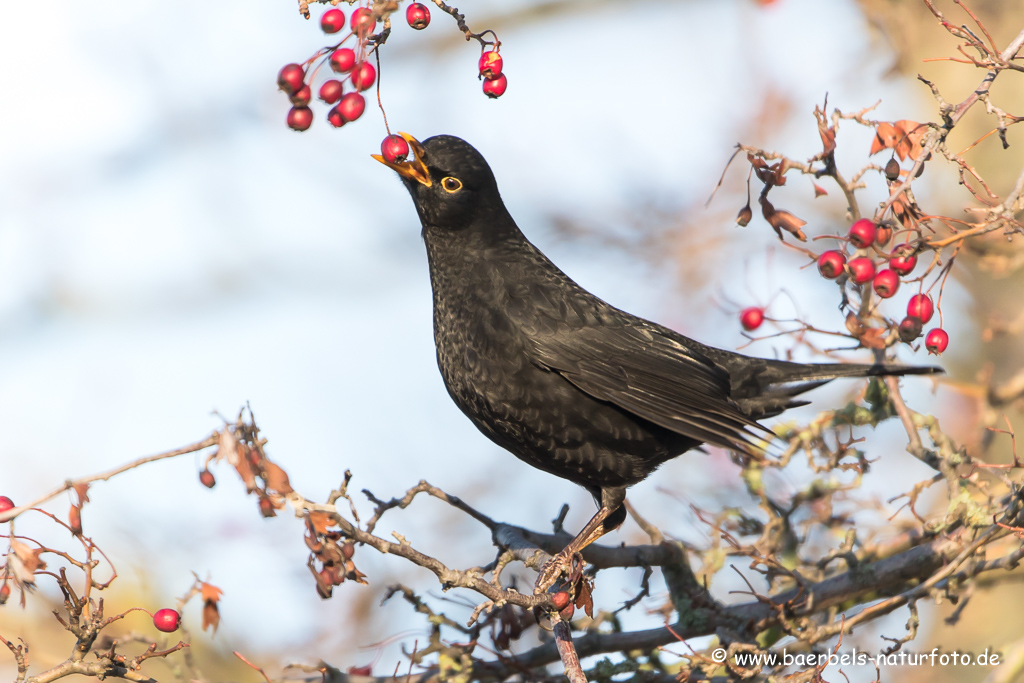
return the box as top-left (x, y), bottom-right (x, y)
top-left (0, 582), bottom-right (9, 605)
top-left (277, 63), bottom-right (305, 95)
top-left (875, 225), bottom-right (893, 246)
top-left (907, 294), bottom-right (934, 324)
top-left (320, 8), bottom-right (346, 34)
top-left (327, 106), bottom-right (346, 128)
top-left (736, 204), bottom-right (753, 227)
top-left (925, 328), bottom-right (949, 355)
top-left (406, 2), bottom-right (430, 29)
top-left (482, 73), bottom-right (508, 98)
top-left (817, 250), bottom-right (846, 279)
top-left (381, 134), bottom-right (410, 164)
top-left (290, 84), bottom-right (312, 107)
top-left (350, 7), bottom-right (376, 36)
top-left (740, 307), bottom-right (765, 331)
top-left (551, 591), bottom-right (571, 610)
top-left (479, 51), bottom-right (503, 80)
top-left (0, 496), bottom-right (13, 513)
top-left (199, 469), bottom-right (216, 489)
top-left (848, 219), bottom-right (877, 248)
top-left (899, 316), bottom-right (923, 343)
top-left (884, 158), bottom-right (900, 182)
top-left (847, 257), bottom-right (876, 285)
top-left (889, 245), bottom-right (917, 276)
top-left (872, 269), bottom-right (899, 298)
top-left (338, 92), bottom-right (365, 122)
top-left (351, 62), bottom-right (376, 91)
top-left (286, 106), bottom-right (313, 132)
top-left (319, 79), bottom-right (344, 105)
top-left (153, 608), bottom-right (181, 633)
top-left (330, 48), bottom-right (357, 74)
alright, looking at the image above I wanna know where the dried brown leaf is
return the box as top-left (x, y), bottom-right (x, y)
top-left (201, 581), bottom-right (223, 604)
top-left (871, 122), bottom-right (898, 156)
top-left (264, 461), bottom-right (294, 495)
top-left (202, 599), bottom-right (220, 634)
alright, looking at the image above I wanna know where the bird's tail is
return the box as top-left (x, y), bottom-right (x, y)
top-left (733, 360), bottom-right (942, 420)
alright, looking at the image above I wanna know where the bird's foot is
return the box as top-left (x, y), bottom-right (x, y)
top-left (534, 549), bottom-right (584, 595)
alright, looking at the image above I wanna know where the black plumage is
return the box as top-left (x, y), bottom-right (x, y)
top-left (374, 134), bottom-right (940, 591)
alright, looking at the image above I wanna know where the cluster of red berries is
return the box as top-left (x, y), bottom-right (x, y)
top-left (739, 218), bottom-right (948, 355)
top-left (278, 4), bottom-right (386, 132)
top-left (815, 219), bottom-right (946, 354)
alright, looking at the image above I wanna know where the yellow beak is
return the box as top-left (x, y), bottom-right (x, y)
top-left (371, 132), bottom-right (432, 187)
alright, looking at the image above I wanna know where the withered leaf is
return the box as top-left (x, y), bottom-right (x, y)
top-left (69, 504), bottom-right (83, 536)
top-left (264, 461), bottom-right (294, 495)
top-left (200, 581), bottom-right (223, 604)
top-left (813, 182), bottom-right (828, 198)
top-left (894, 120), bottom-right (926, 161)
top-left (871, 122), bottom-right (898, 156)
top-left (73, 483), bottom-right (91, 506)
top-left (202, 599), bottom-right (220, 634)
top-left (309, 511), bottom-right (336, 534)
top-left (761, 198), bottom-right (807, 241)
top-left (858, 327), bottom-right (888, 350)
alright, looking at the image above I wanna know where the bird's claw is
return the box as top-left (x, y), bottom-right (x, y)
top-left (534, 549), bottom-right (583, 594)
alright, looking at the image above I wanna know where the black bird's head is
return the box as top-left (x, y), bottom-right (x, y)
top-left (373, 134), bottom-right (507, 235)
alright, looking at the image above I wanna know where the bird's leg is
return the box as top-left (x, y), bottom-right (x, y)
top-left (534, 489), bottom-right (627, 594)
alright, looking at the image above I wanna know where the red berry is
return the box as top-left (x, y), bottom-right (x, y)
top-left (875, 225), bottom-right (893, 246)
top-left (872, 269), bottom-right (899, 298)
top-left (290, 84), bottom-right (312, 107)
top-left (0, 582), bottom-right (10, 605)
top-left (153, 608), bottom-right (181, 633)
top-left (551, 591), bottom-right (571, 610)
top-left (319, 79), bottom-right (344, 105)
top-left (351, 62), bottom-right (376, 91)
top-left (482, 74), bottom-right (508, 98)
top-left (848, 218), bottom-right (877, 248)
top-left (199, 470), bottom-right (216, 488)
top-left (925, 328), bottom-right (949, 355)
top-left (330, 48), bottom-right (357, 74)
top-left (817, 250), bottom-right (846, 279)
top-left (381, 134), bottom-right (410, 163)
top-left (327, 106), bottom-right (346, 128)
top-left (406, 2), bottom-right (430, 29)
top-left (277, 63), bottom-right (305, 95)
top-left (286, 106), bottom-right (313, 131)
top-left (889, 244), bottom-right (917, 276)
top-left (740, 307), bottom-right (765, 331)
top-left (847, 257), bottom-right (876, 284)
top-left (479, 52), bottom-right (503, 80)
top-left (321, 8), bottom-right (346, 34)
top-left (899, 316), bottom-right (923, 343)
top-left (907, 294), bottom-right (934, 324)
top-left (337, 92), bottom-right (365, 122)
top-left (0, 496), bottom-right (13, 514)
top-left (350, 7), bottom-right (376, 35)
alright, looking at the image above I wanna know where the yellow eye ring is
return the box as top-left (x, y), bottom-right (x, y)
top-left (441, 176), bottom-right (462, 193)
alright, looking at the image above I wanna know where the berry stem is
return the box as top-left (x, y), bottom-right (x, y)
top-left (374, 49), bottom-right (391, 137)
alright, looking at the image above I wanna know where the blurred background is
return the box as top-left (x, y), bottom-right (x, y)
top-left (1, 0), bottom-right (1023, 680)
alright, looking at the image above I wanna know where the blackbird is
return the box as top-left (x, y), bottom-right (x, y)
top-left (374, 134), bottom-right (941, 592)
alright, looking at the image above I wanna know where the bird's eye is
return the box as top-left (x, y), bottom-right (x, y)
top-left (441, 176), bottom-right (462, 193)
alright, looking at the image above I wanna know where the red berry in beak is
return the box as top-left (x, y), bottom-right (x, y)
top-left (906, 294), bottom-right (934, 324)
top-left (848, 218), bottom-right (877, 248)
top-left (872, 269), bottom-right (899, 298)
top-left (740, 307), bottom-right (765, 331)
top-left (925, 328), bottom-right (948, 355)
top-left (817, 250), bottom-right (846, 279)
top-left (406, 2), bottom-right (430, 29)
top-left (847, 257), bottom-right (876, 284)
top-left (381, 134), bottom-right (410, 163)
top-left (320, 8), bottom-right (345, 34)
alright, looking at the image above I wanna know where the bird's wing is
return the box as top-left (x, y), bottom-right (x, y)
top-left (524, 315), bottom-right (769, 455)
